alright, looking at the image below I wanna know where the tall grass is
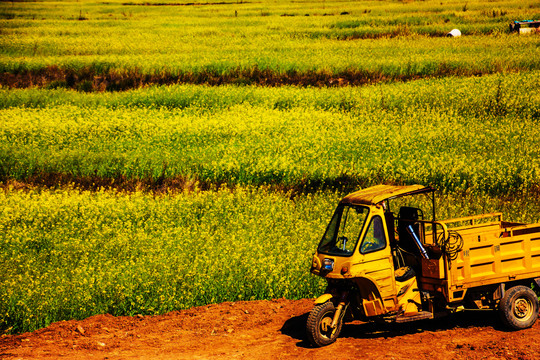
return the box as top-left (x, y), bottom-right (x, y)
top-left (1, 71), bottom-right (538, 115)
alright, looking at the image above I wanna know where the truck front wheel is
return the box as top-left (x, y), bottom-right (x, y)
top-left (306, 301), bottom-right (343, 347)
top-left (499, 285), bottom-right (539, 330)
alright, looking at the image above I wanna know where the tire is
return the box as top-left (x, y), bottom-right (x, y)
top-left (306, 301), bottom-right (343, 347)
top-left (499, 285), bottom-right (539, 330)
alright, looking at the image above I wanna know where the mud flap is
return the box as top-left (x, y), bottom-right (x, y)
top-left (314, 294), bottom-right (334, 305)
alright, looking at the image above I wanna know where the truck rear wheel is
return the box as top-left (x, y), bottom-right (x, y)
top-left (499, 285), bottom-right (539, 330)
top-left (306, 301), bottom-right (342, 347)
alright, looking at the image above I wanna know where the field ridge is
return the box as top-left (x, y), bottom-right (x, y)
top-left (2, 62), bottom-right (537, 92)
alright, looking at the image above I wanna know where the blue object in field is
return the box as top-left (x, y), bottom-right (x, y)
top-left (510, 20), bottom-right (540, 32)
top-left (406, 224), bottom-right (430, 259)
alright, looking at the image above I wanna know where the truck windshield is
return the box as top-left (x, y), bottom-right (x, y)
top-left (318, 204), bottom-right (369, 256)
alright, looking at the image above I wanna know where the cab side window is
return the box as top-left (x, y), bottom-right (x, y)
top-left (360, 216), bottom-right (387, 253)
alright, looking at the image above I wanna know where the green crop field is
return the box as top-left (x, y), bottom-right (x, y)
top-left (1, 72), bottom-right (540, 194)
top-left (2, 188), bottom-right (540, 334)
top-left (1, 0), bottom-right (540, 334)
top-left (1, 0), bottom-right (540, 89)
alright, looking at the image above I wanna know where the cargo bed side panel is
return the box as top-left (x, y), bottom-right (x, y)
top-left (449, 224), bottom-right (540, 292)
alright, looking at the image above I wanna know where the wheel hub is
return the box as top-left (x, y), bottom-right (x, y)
top-left (514, 298), bottom-right (532, 319)
top-left (320, 316), bottom-right (332, 332)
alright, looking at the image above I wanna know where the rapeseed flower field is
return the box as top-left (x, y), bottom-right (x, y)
top-left (0, 188), bottom-right (336, 333)
top-left (1, 0), bottom-right (540, 335)
top-left (1, 72), bottom-right (539, 195)
top-left (2, 188), bottom-right (539, 333)
top-left (1, 0), bottom-right (540, 89)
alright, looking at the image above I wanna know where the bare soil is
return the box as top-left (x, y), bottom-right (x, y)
top-left (1, 298), bottom-right (539, 360)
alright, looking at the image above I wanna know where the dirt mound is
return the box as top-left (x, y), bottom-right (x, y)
top-left (1, 298), bottom-right (539, 359)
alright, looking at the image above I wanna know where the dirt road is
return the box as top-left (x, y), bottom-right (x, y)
top-left (2, 298), bottom-right (539, 359)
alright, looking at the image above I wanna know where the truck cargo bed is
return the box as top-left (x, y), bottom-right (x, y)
top-left (420, 213), bottom-right (540, 302)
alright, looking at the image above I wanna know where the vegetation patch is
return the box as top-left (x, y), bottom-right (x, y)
top-left (2, 0), bottom-right (540, 336)
top-left (1, 0), bottom-right (539, 91)
top-left (122, 1), bottom-right (250, 6)
top-left (2, 62), bottom-right (539, 91)
top-left (1, 187), bottom-right (539, 334)
top-left (1, 73), bottom-right (539, 196)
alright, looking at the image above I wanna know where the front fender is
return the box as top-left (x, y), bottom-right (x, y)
top-left (314, 293), bottom-right (334, 305)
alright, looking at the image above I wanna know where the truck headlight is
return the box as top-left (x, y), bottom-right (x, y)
top-left (323, 258), bottom-right (334, 271)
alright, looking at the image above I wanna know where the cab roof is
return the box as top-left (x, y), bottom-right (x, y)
top-left (340, 184), bottom-right (434, 206)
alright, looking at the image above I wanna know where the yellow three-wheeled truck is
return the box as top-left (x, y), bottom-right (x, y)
top-left (307, 185), bottom-right (540, 347)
